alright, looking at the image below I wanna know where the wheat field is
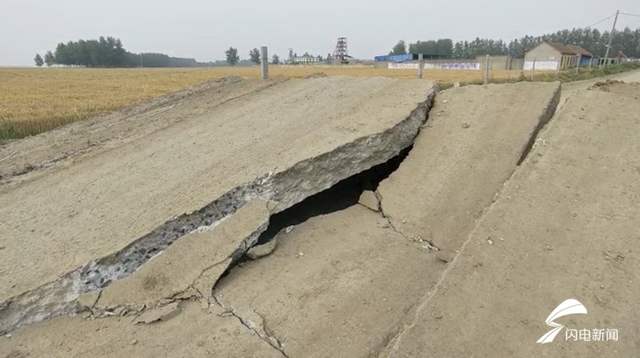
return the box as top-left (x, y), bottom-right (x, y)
top-left (0, 66), bottom-right (523, 139)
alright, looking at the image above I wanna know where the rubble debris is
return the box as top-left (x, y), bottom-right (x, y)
top-left (247, 238), bottom-right (278, 260)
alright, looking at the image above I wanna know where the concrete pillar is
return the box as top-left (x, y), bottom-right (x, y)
top-left (483, 55), bottom-right (490, 84)
top-left (417, 53), bottom-right (424, 79)
top-left (260, 46), bottom-right (269, 80)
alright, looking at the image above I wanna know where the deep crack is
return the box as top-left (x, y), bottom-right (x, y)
top-left (0, 89), bottom-right (435, 335)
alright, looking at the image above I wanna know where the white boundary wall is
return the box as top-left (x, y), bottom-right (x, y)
top-left (523, 60), bottom-right (558, 71)
top-left (388, 62), bottom-right (480, 70)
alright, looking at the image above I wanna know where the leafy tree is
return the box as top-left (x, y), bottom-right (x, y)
top-left (34, 54), bottom-right (44, 67)
top-left (225, 47), bottom-right (239, 66)
top-left (44, 51), bottom-right (55, 66)
top-left (271, 54), bottom-right (280, 64)
top-left (249, 48), bottom-right (261, 65)
top-left (390, 41), bottom-right (407, 55)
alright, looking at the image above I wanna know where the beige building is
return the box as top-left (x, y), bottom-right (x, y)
top-left (524, 42), bottom-right (593, 71)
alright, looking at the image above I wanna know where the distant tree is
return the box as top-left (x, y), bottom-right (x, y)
top-left (436, 39), bottom-right (453, 57)
top-left (409, 39), bottom-right (453, 58)
top-left (249, 48), bottom-right (261, 65)
top-left (326, 53), bottom-right (334, 64)
top-left (225, 47), bottom-right (239, 66)
top-left (271, 54), bottom-right (280, 64)
top-left (390, 41), bottom-right (407, 55)
top-left (44, 51), bottom-right (55, 66)
top-left (34, 54), bottom-right (44, 67)
top-left (43, 36), bottom-right (203, 68)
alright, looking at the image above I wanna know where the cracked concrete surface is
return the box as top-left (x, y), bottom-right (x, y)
top-left (0, 301), bottom-right (284, 358)
top-left (213, 294), bottom-right (289, 357)
top-left (376, 82), bottom-right (561, 258)
top-left (384, 80), bottom-right (640, 358)
top-left (3, 72), bottom-right (640, 357)
top-left (214, 205), bottom-right (443, 357)
top-left (95, 199), bottom-right (270, 310)
top-left (203, 82), bottom-right (562, 357)
top-left (0, 76), bottom-right (434, 333)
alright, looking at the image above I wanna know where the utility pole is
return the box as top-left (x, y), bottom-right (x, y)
top-left (603, 10), bottom-right (620, 67)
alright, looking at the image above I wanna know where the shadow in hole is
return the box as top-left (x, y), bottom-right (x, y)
top-left (256, 145), bottom-right (412, 245)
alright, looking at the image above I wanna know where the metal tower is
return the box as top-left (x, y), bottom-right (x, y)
top-left (334, 37), bottom-right (348, 64)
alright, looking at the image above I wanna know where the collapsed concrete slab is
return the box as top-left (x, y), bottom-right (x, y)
top-left (377, 82), bottom-right (561, 257)
top-left (385, 81), bottom-right (640, 357)
top-left (0, 77), bottom-right (434, 333)
top-left (189, 82), bottom-right (563, 357)
top-left (95, 199), bottom-right (270, 310)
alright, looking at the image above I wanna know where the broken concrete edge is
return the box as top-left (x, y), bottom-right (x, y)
top-left (0, 88), bottom-right (436, 335)
top-left (379, 84), bottom-right (564, 356)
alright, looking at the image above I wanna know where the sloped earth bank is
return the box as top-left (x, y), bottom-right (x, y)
top-left (0, 80), bottom-right (571, 357)
top-left (0, 77), bottom-right (434, 334)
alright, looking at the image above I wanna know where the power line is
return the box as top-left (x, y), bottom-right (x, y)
top-left (584, 13), bottom-right (616, 28)
top-left (620, 12), bottom-right (640, 17)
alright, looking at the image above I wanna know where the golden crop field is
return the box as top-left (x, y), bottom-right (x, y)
top-left (0, 66), bottom-right (523, 139)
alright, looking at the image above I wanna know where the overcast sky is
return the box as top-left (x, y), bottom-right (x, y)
top-left (2, 0), bottom-right (639, 66)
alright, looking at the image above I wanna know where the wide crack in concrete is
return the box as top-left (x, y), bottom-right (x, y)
top-left (0, 79), bottom-right (435, 334)
top-left (1, 80), bottom-right (568, 358)
top-left (209, 82), bottom-right (563, 357)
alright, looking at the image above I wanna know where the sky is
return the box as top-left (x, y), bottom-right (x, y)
top-left (2, 0), bottom-right (639, 66)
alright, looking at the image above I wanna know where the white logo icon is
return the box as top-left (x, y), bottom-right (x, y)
top-left (537, 299), bottom-right (588, 344)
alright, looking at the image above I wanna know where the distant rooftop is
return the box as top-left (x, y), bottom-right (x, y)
top-left (546, 42), bottom-right (593, 57)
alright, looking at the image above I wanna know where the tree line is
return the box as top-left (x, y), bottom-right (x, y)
top-left (34, 36), bottom-right (208, 67)
top-left (34, 37), bottom-right (282, 67)
top-left (390, 26), bottom-right (640, 59)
